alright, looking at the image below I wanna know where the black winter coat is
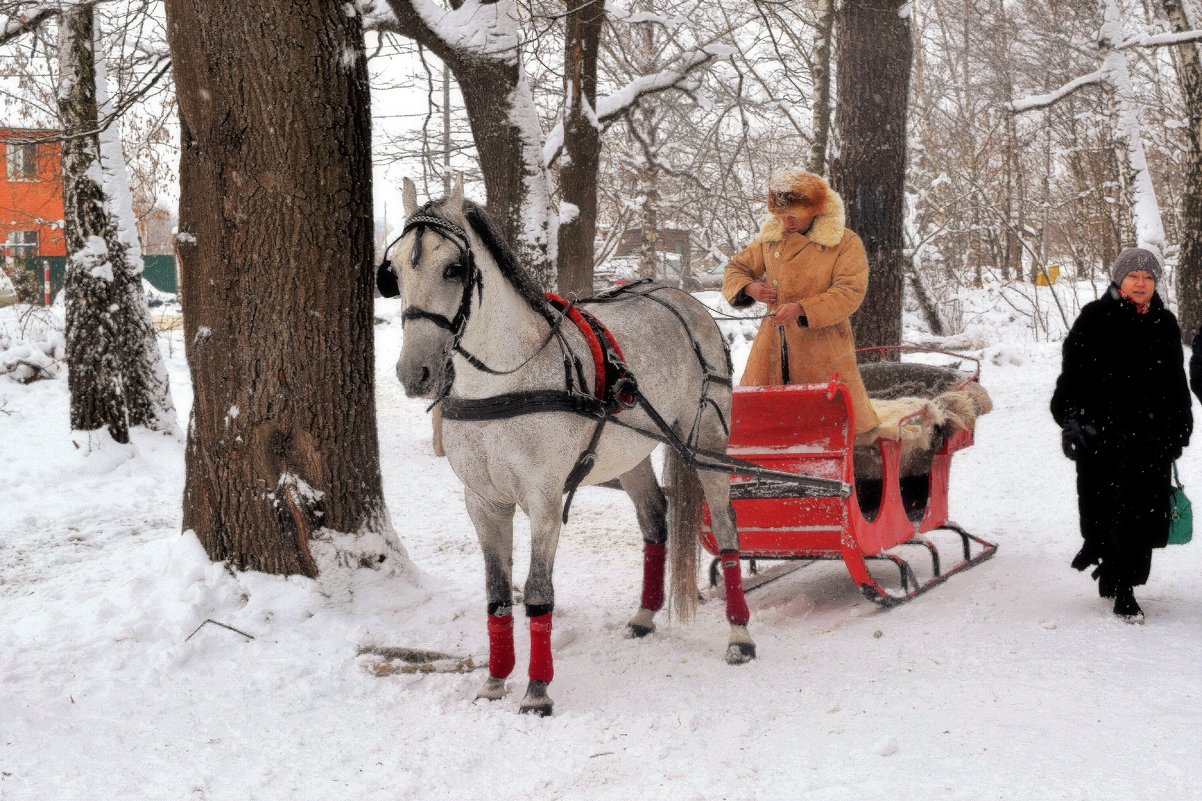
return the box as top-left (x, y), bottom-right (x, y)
top-left (1192, 324), bottom-right (1202, 405)
top-left (1051, 286), bottom-right (1192, 463)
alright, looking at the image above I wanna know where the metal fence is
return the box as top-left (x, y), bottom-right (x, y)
top-left (6, 255), bottom-right (177, 304)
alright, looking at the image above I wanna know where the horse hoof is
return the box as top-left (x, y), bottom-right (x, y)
top-left (519, 680), bottom-right (553, 716)
top-left (476, 677), bottom-right (508, 701)
top-left (625, 608), bottom-right (656, 638)
top-left (626, 623), bottom-right (655, 639)
top-left (725, 642), bottom-right (756, 665)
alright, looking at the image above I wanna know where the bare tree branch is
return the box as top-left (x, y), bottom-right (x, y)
top-left (0, 3), bottom-right (60, 47)
top-left (1009, 67), bottom-right (1107, 112)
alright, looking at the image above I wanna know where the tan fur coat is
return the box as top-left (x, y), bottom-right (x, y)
top-left (722, 185), bottom-right (880, 433)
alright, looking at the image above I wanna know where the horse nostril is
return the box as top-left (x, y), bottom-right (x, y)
top-left (419, 366), bottom-right (430, 386)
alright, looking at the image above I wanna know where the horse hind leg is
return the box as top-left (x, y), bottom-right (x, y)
top-left (465, 489), bottom-right (517, 702)
top-left (619, 457), bottom-right (668, 638)
top-left (696, 460), bottom-right (756, 665)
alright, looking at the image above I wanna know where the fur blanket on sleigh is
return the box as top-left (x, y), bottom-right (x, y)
top-left (852, 362), bottom-right (993, 479)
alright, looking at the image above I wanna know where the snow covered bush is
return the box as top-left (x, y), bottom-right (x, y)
top-left (0, 330), bottom-right (64, 383)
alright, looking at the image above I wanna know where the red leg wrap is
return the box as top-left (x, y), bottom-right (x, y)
top-left (528, 613), bottom-right (554, 683)
top-left (721, 553), bottom-right (750, 626)
top-left (487, 613), bottom-right (515, 679)
top-left (640, 542), bottom-right (667, 611)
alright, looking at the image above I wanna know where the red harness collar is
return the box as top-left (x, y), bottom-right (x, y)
top-left (545, 293), bottom-right (630, 408)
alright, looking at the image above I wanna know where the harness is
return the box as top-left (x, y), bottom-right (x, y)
top-left (380, 214), bottom-right (850, 521)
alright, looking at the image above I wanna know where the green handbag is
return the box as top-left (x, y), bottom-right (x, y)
top-left (1169, 462), bottom-right (1192, 545)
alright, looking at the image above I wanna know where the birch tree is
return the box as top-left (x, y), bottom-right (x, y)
top-left (59, 4), bottom-right (128, 442)
top-left (1009, 0), bottom-right (1178, 254)
top-left (3, 2), bottom-right (177, 439)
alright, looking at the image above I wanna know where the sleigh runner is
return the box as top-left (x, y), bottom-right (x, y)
top-left (701, 355), bottom-right (997, 606)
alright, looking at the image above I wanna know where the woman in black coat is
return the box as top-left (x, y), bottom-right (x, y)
top-left (1051, 248), bottom-right (1192, 621)
top-left (1192, 324), bottom-right (1201, 404)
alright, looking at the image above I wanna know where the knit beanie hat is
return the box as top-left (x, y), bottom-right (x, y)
top-left (1111, 247), bottom-right (1163, 285)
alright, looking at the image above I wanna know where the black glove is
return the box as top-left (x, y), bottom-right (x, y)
top-left (1061, 419), bottom-right (1093, 460)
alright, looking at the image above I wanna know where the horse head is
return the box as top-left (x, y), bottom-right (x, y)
top-left (393, 176), bottom-right (478, 399)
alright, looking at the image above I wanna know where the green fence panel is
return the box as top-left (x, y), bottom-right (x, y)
top-left (143, 255), bottom-right (178, 294)
top-left (11, 254), bottom-right (176, 304)
top-left (40, 257), bottom-right (64, 302)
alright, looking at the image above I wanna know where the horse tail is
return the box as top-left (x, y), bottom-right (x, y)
top-left (666, 446), bottom-right (702, 622)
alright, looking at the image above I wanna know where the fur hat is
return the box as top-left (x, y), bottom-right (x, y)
top-left (1111, 247), bottom-right (1163, 285)
top-left (757, 169), bottom-right (846, 248)
top-left (767, 169), bottom-right (831, 218)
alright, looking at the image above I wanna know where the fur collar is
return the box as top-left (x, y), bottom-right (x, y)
top-left (755, 184), bottom-right (846, 248)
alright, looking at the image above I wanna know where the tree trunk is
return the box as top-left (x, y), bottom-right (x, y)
top-left (906, 259), bottom-right (947, 337)
top-left (166, 0), bottom-right (391, 576)
top-left (556, 0), bottom-right (605, 296)
top-left (831, 0), bottom-right (912, 359)
top-left (384, 0), bottom-right (555, 289)
top-left (1100, 0), bottom-right (1165, 254)
top-left (638, 151), bottom-right (660, 280)
top-left (455, 56), bottom-right (556, 288)
top-left (1162, 0), bottom-right (1202, 339)
top-left (59, 5), bottom-right (128, 444)
top-left (810, 0), bottom-right (835, 174)
top-left (95, 52), bottom-right (177, 434)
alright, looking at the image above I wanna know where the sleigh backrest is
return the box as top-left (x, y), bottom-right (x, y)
top-left (702, 383), bottom-right (854, 557)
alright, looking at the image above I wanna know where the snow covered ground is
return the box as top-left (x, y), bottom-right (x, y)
top-left (2, 290), bottom-right (1201, 801)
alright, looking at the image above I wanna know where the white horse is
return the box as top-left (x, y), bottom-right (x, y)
top-left (389, 178), bottom-right (753, 715)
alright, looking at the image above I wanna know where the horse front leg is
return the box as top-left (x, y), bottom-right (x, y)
top-left (465, 488), bottom-right (517, 701)
top-left (697, 469), bottom-right (756, 664)
top-left (619, 457), bottom-right (668, 638)
top-left (519, 490), bottom-right (563, 716)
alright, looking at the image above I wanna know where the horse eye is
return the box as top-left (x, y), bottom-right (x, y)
top-left (442, 260), bottom-right (463, 280)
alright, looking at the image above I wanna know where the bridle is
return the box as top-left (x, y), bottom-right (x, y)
top-left (396, 214), bottom-right (483, 343)
top-left (385, 212), bottom-right (570, 398)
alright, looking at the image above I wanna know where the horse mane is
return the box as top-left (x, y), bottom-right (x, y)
top-left (422, 197), bottom-right (554, 319)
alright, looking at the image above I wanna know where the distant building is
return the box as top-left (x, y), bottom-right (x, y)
top-left (614, 227), bottom-right (693, 264)
top-left (0, 127), bottom-right (64, 258)
top-left (137, 205), bottom-right (176, 255)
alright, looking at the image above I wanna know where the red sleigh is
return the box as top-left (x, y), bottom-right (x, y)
top-left (700, 355), bottom-right (997, 605)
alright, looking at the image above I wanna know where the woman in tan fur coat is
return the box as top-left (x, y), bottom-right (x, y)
top-left (723, 170), bottom-right (880, 433)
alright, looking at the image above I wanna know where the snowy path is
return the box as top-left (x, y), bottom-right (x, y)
top-left (1, 304), bottom-right (1200, 801)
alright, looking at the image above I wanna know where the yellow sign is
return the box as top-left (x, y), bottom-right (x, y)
top-left (1034, 264), bottom-right (1060, 286)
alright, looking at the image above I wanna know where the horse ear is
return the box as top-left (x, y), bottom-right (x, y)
top-left (402, 177), bottom-right (418, 217)
top-left (450, 172), bottom-right (464, 207)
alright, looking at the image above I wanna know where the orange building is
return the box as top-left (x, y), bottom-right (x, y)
top-left (0, 127), bottom-right (65, 258)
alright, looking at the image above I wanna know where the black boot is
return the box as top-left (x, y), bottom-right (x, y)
top-left (1091, 565), bottom-right (1117, 599)
top-left (1113, 585), bottom-right (1144, 622)
top-left (1071, 544), bottom-right (1100, 572)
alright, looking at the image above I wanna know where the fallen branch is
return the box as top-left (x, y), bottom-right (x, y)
top-left (357, 645), bottom-right (480, 676)
top-left (185, 619), bottom-right (256, 642)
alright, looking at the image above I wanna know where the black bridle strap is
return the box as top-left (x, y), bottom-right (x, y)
top-left (398, 214), bottom-right (578, 386)
top-left (453, 307), bottom-right (569, 376)
top-left (401, 306), bottom-right (458, 332)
